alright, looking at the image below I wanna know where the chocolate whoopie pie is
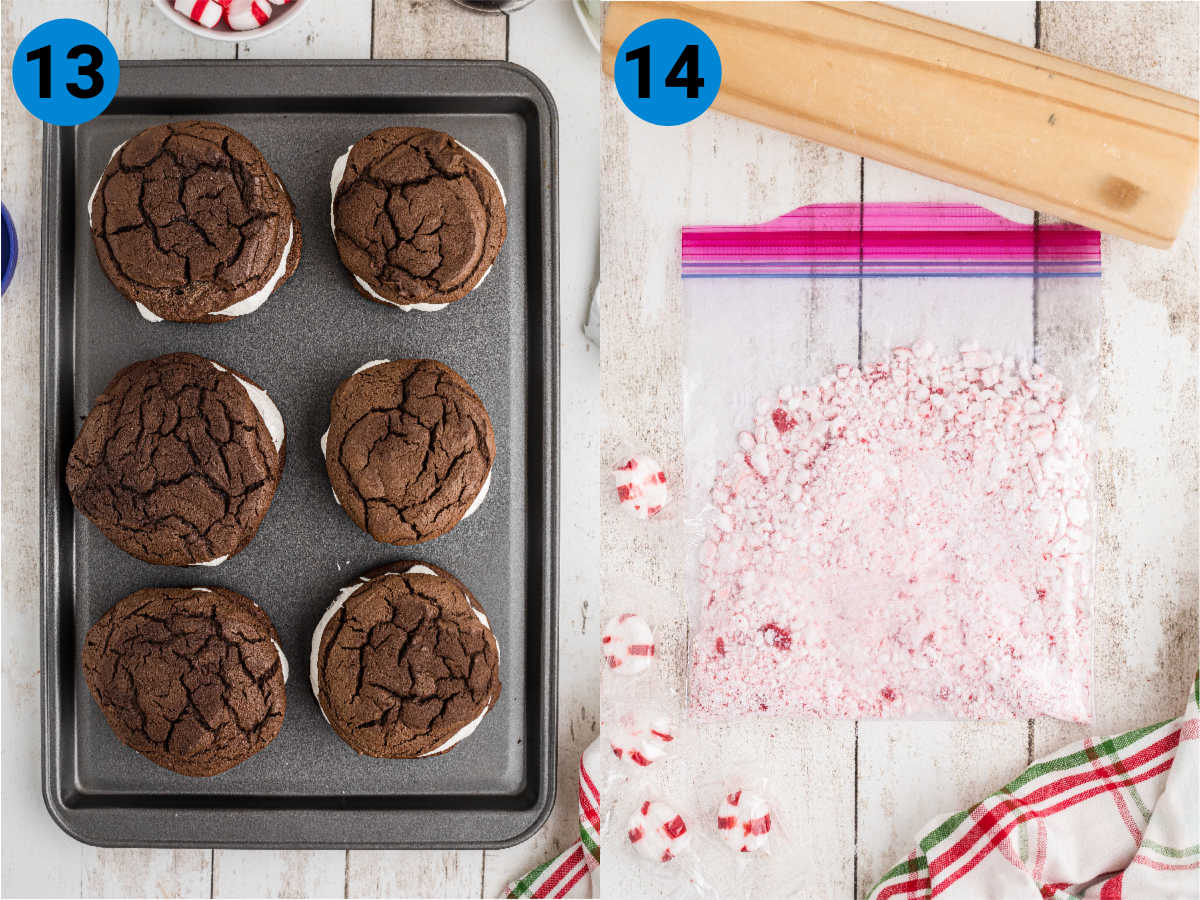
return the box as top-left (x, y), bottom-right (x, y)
top-left (82, 586), bottom-right (288, 776)
top-left (89, 121), bottom-right (302, 323)
top-left (309, 562), bottom-right (501, 758)
top-left (330, 127), bottom-right (506, 310)
top-left (66, 352), bottom-right (286, 566)
top-left (322, 359), bottom-right (495, 545)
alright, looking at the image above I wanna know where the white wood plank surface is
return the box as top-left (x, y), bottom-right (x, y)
top-left (239, 0), bottom-right (374, 59)
top-left (346, 850), bottom-right (484, 899)
top-left (373, 0), bottom-right (507, 60)
top-left (212, 851), bottom-right (347, 899)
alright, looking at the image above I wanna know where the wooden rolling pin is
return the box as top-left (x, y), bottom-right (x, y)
top-left (602, 2), bottom-right (1199, 248)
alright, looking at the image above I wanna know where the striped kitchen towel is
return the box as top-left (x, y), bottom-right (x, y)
top-left (503, 739), bottom-right (604, 899)
top-left (869, 673), bottom-right (1199, 899)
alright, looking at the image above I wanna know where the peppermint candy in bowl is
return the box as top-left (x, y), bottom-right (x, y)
top-left (601, 612), bottom-right (655, 675)
top-left (716, 789), bottom-right (772, 853)
top-left (157, 0), bottom-right (308, 40)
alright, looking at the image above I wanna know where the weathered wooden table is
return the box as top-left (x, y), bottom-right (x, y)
top-left (1, 2), bottom-right (1194, 897)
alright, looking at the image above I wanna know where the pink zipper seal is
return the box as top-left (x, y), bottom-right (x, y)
top-left (682, 203), bottom-right (1101, 278)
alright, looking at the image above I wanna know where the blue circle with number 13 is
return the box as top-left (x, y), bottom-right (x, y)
top-left (614, 18), bottom-right (721, 126)
top-left (12, 19), bottom-right (119, 127)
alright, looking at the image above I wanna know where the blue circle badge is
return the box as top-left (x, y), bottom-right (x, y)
top-left (12, 19), bottom-right (119, 127)
top-left (614, 18), bottom-right (721, 126)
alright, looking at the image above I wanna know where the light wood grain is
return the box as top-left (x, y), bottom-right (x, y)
top-left (346, 851), bottom-right (483, 898)
top-left (602, 1), bottom-right (1200, 248)
top-left (373, 0), bottom-right (506, 59)
top-left (212, 851), bottom-right (346, 899)
top-left (238, 0), bottom-right (374, 59)
top-left (81, 849), bottom-right (212, 899)
top-left (1032, 0), bottom-right (1199, 757)
top-left (107, 1), bottom-right (234, 60)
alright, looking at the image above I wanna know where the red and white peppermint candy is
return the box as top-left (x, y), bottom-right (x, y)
top-left (225, 0), bottom-right (271, 29)
top-left (602, 613), bottom-right (655, 674)
top-left (609, 713), bottom-right (674, 768)
top-left (614, 455), bottom-right (668, 519)
top-left (174, 0), bottom-right (223, 27)
top-left (716, 789), bottom-right (772, 853)
top-left (627, 800), bottom-right (690, 863)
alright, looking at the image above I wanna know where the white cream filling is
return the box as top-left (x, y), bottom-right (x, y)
top-left (309, 576), bottom-right (370, 709)
top-left (131, 219), bottom-right (292, 323)
top-left (457, 141), bottom-right (506, 207)
top-left (134, 302), bottom-right (165, 323)
top-left (191, 587), bottom-right (212, 593)
top-left (421, 704), bottom-right (490, 756)
top-left (462, 469), bottom-right (492, 521)
top-left (210, 362), bottom-right (285, 453)
top-left (352, 359), bottom-right (390, 376)
top-left (272, 638), bottom-right (289, 684)
top-left (88, 142), bottom-right (126, 227)
top-left (329, 139), bottom-right (503, 311)
top-left (190, 554), bottom-right (229, 567)
top-left (212, 221), bottom-right (294, 318)
top-left (310, 565), bottom-right (497, 750)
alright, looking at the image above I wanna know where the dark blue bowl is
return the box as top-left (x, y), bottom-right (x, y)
top-left (1, 203), bottom-right (17, 295)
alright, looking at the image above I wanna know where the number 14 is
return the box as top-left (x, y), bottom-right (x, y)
top-left (624, 44), bottom-right (705, 99)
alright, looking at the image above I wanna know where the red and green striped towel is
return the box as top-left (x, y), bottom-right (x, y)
top-left (869, 673), bottom-right (1199, 899)
top-left (503, 739), bottom-right (603, 899)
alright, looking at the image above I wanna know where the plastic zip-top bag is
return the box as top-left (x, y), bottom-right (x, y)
top-left (682, 204), bottom-right (1101, 722)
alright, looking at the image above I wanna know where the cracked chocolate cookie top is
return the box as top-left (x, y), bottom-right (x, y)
top-left (89, 121), bottom-right (302, 323)
top-left (67, 352), bottom-right (286, 567)
top-left (82, 586), bottom-right (287, 777)
top-left (311, 562), bottom-right (501, 758)
top-left (324, 359), bottom-right (494, 546)
top-left (331, 127), bottom-right (506, 309)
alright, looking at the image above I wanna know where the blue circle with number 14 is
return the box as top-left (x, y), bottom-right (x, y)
top-left (614, 18), bottom-right (721, 126)
top-left (12, 19), bottom-right (119, 127)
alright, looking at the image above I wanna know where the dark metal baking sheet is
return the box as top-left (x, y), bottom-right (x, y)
top-left (40, 61), bottom-right (558, 849)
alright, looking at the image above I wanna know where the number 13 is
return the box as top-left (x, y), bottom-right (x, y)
top-left (25, 43), bottom-right (106, 100)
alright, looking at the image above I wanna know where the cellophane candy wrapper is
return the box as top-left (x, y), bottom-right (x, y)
top-left (682, 203), bottom-right (1101, 722)
top-left (611, 444), bottom-right (676, 522)
top-left (608, 793), bottom-right (720, 899)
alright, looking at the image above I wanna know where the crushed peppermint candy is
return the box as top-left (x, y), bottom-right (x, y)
top-left (689, 343), bottom-right (1093, 721)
